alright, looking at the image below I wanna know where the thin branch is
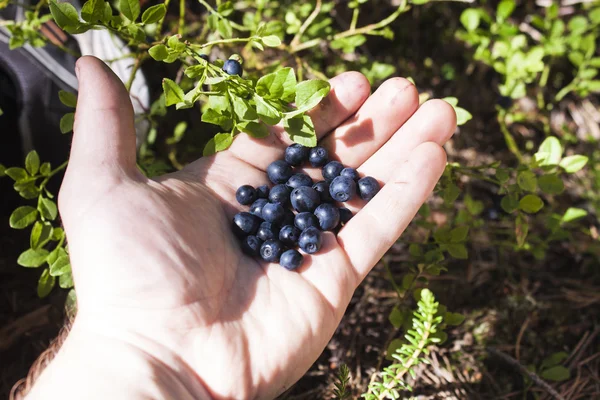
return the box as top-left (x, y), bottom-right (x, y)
top-left (290, 0), bottom-right (322, 49)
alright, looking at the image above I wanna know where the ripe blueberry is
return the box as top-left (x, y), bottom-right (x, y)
top-left (287, 173), bottom-right (313, 190)
top-left (269, 184), bottom-right (291, 205)
top-left (262, 202), bottom-right (285, 224)
top-left (280, 249), bottom-right (304, 271)
top-left (322, 161), bottom-right (344, 182)
top-left (279, 225), bottom-right (301, 246)
top-left (236, 185), bottom-right (257, 205)
top-left (497, 95), bottom-right (513, 109)
top-left (241, 235), bottom-right (262, 256)
top-left (340, 167), bottom-right (359, 181)
top-left (257, 221), bottom-right (280, 241)
top-left (329, 176), bottom-right (357, 202)
top-left (314, 203), bottom-right (340, 231)
top-left (199, 54), bottom-right (210, 62)
top-left (308, 146), bottom-right (329, 167)
top-left (267, 160), bottom-right (293, 184)
top-left (232, 212), bottom-right (261, 237)
top-left (295, 212), bottom-right (320, 231)
top-left (256, 185), bottom-right (270, 199)
top-left (298, 227), bottom-right (322, 254)
top-left (285, 143), bottom-right (309, 166)
top-left (223, 59), bottom-right (243, 76)
top-left (260, 239), bottom-right (284, 262)
top-left (290, 186), bottom-right (321, 212)
top-left (249, 198), bottom-right (268, 217)
top-left (339, 207), bottom-right (353, 224)
top-left (357, 176), bottom-right (380, 201)
top-left (313, 181), bottom-right (333, 203)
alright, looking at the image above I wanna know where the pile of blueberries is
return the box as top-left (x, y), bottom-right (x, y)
top-left (232, 143), bottom-right (381, 271)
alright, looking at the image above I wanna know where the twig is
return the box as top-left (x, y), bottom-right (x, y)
top-left (487, 347), bottom-right (566, 400)
top-left (178, 0), bottom-right (185, 36)
top-left (515, 316), bottom-right (531, 361)
top-left (290, 0), bottom-right (322, 49)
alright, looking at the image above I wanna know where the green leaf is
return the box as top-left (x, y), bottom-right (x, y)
top-left (39, 198), bottom-right (58, 220)
top-left (5, 167), bottom-right (28, 181)
top-left (284, 115), bottom-right (317, 147)
top-left (30, 221), bottom-right (53, 250)
top-left (455, 107), bottom-right (472, 126)
top-left (119, 0), bottom-right (140, 21)
top-left (232, 96), bottom-right (258, 121)
top-left (255, 95), bottom-right (282, 125)
top-left (497, 0), bottom-right (515, 20)
top-left (162, 78), bottom-right (185, 107)
top-left (450, 226), bottom-right (469, 243)
top-left (388, 307), bottom-right (405, 328)
top-left (25, 150), bottom-right (40, 176)
top-left (568, 52), bottom-right (584, 67)
top-left (515, 214), bottom-right (528, 247)
top-left (446, 243), bottom-right (468, 259)
top-left (49, 0), bottom-right (81, 29)
top-left (330, 35), bottom-right (366, 53)
top-left (10, 206), bottom-right (38, 229)
top-left (290, 80), bottom-right (330, 116)
top-left (261, 35), bottom-right (281, 47)
top-left (443, 183), bottom-right (460, 204)
top-left (58, 90), bottom-right (77, 107)
top-left (568, 16), bottom-right (588, 34)
top-left (81, 0), bottom-right (105, 22)
top-left (561, 207), bottom-right (587, 224)
top-left (60, 112), bottom-right (75, 134)
top-left (559, 155), bottom-right (588, 173)
top-left (37, 269), bottom-right (55, 298)
top-left (141, 3), bottom-right (165, 24)
top-left (536, 137), bottom-right (562, 166)
top-left (149, 44), bottom-right (169, 61)
top-left (402, 273), bottom-right (415, 290)
top-left (496, 169), bottom-right (510, 183)
top-left (541, 352), bottom-right (569, 370)
top-left (203, 133), bottom-right (233, 156)
top-left (465, 194), bottom-right (484, 215)
top-left (18, 248), bottom-right (49, 267)
top-left (0, 163), bottom-right (5, 176)
top-left (255, 67), bottom-right (297, 102)
top-left (517, 170), bottom-right (537, 192)
top-left (408, 243), bottom-right (422, 257)
top-left (49, 255), bottom-right (71, 276)
top-left (40, 163), bottom-right (51, 176)
top-left (538, 174), bottom-right (564, 195)
top-left (59, 271), bottom-right (74, 288)
top-left (444, 312), bottom-right (465, 326)
top-left (500, 193), bottom-right (519, 213)
top-left (385, 339), bottom-right (404, 361)
top-left (541, 366), bottom-right (570, 382)
top-left (460, 9), bottom-right (480, 31)
top-left (238, 121), bottom-right (269, 138)
top-left (519, 194), bottom-right (544, 214)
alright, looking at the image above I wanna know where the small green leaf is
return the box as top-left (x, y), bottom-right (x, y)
top-left (37, 269), bottom-right (55, 298)
top-left (290, 80), bottom-right (330, 116)
top-left (455, 107), bottom-right (472, 126)
top-left (203, 133), bottom-right (233, 156)
top-left (443, 183), bottom-right (460, 204)
top-left (496, 169), bottom-right (510, 183)
top-left (408, 243), bottom-right (422, 257)
top-left (30, 221), bottom-right (53, 250)
top-left (238, 121), bottom-right (269, 138)
top-left (0, 163), bottom-right (5, 176)
top-left (25, 151), bottom-right (40, 176)
top-left (330, 35), bottom-right (366, 53)
top-left (388, 307), bottom-right (405, 328)
top-left (519, 194), bottom-right (544, 214)
top-left (541, 366), bottom-right (570, 382)
top-left (401, 273), bottom-right (415, 290)
top-left (58, 90), bottom-right (77, 107)
top-left (149, 44), bottom-right (169, 61)
top-left (5, 167), bottom-right (28, 181)
top-left (450, 226), bottom-right (469, 243)
top-left (141, 3), bottom-right (165, 24)
top-left (119, 0), bottom-right (140, 21)
top-left (561, 207), bottom-right (587, 223)
top-left (60, 113), bottom-right (75, 134)
top-left (283, 115), bottom-right (317, 147)
top-left (255, 67), bottom-right (297, 102)
top-left (538, 174), bottom-right (564, 195)
top-left (40, 162), bottom-right (51, 176)
top-left (10, 206), bottom-right (38, 229)
top-left (162, 78), bottom-right (185, 106)
top-left (49, 0), bottom-right (81, 29)
top-left (536, 137), bottom-right (562, 166)
top-left (261, 35), bottom-right (281, 47)
top-left (255, 95), bottom-right (282, 125)
top-left (500, 193), bottom-right (519, 213)
top-left (81, 0), bottom-right (106, 23)
top-left (568, 16), bottom-right (588, 34)
top-left (541, 352), bottom-right (569, 370)
top-left (50, 255), bottom-right (71, 276)
top-left (460, 9), bottom-right (480, 31)
top-left (18, 248), bottom-right (49, 267)
top-left (446, 243), bottom-right (468, 259)
top-left (59, 271), bottom-right (74, 288)
top-left (444, 312), bottom-right (465, 326)
top-left (385, 339), bottom-right (404, 361)
top-left (559, 155), bottom-right (588, 173)
top-left (39, 198), bottom-right (58, 221)
top-left (517, 170), bottom-right (537, 192)
top-left (497, 0), bottom-right (515, 20)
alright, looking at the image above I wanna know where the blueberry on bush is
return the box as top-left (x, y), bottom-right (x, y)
top-left (295, 212), bottom-right (320, 231)
top-left (298, 227), bottom-right (322, 254)
top-left (285, 143), bottom-right (309, 166)
top-left (314, 203), bottom-right (340, 231)
top-left (279, 225), bottom-right (301, 246)
top-left (267, 160), bottom-right (293, 184)
top-left (241, 235), bottom-right (262, 256)
top-left (269, 184), bottom-right (291, 205)
top-left (236, 185), bottom-right (257, 205)
top-left (308, 146), bottom-right (329, 167)
top-left (262, 202), bottom-right (285, 224)
top-left (357, 176), bottom-right (380, 201)
top-left (329, 176), bottom-right (357, 202)
top-left (287, 173), bottom-right (313, 190)
top-left (280, 249), bottom-right (303, 270)
top-left (223, 59), bottom-right (242, 76)
top-left (260, 239), bottom-right (284, 262)
top-left (322, 161), bottom-right (344, 182)
top-left (232, 212), bottom-right (261, 237)
top-left (199, 54), bottom-right (210, 62)
top-left (290, 186), bottom-right (321, 212)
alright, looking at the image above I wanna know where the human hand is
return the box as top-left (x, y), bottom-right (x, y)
top-left (28, 56), bottom-right (456, 400)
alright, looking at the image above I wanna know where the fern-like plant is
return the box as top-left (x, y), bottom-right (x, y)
top-left (362, 289), bottom-right (443, 400)
top-left (333, 364), bottom-right (352, 399)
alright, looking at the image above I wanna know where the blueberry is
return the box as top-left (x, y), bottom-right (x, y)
top-left (329, 176), bottom-right (357, 202)
top-left (308, 146), bottom-right (329, 167)
top-left (340, 167), bottom-right (359, 181)
top-left (241, 235), bottom-right (262, 256)
top-left (260, 239), bottom-right (285, 262)
top-left (285, 144), bottom-right (309, 166)
top-left (282, 208), bottom-right (296, 227)
top-left (262, 202), bottom-right (285, 224)
top-left (339, 207), bottom-right (353, 224)
top-left (267, 160), bottom-right (293, 184)
top-left (256, 185), bottom-right (270, 199)
top-left (223, 59), bottom-right (243, 76)
top-left (357, 176), bottom-right (380, 201)
top-left (314, 203), bottom-right (340, 231)
top-left (322, 161), bottom-right (344, 182)
top-left (298, 227), bottom-right (322, 254)
top-left (232, 212), bottom-right (261, 237)
top-left (199, 54), bottom-right (210, 62)
top-left (249, 198), bottom-right (268, 217)
top-left (279, 225), bottom-right (301, 246)
top-left (497, 95), bottom-right (513, 109)
top-left (236, 185), bottom-right (257, 205)
top-left (257, 222), bottom-right (280, 241)
top-left (269, 184), bottom-right (291, 205)
top-left (295, 212), bottom-right (320, 231)
top-left (312, 181), bottom-right (333, 203)
top-left (287, 173), bottom-right (313, 190)
top-left (280, 249), bottom-right (304, 271)
top-left (290, 186), bottom-right (321, 212)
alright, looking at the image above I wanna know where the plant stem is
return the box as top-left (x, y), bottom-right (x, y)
top-left (40, 160), bottom-right (68, 190)
top-left (189, 36), bottom-right (255, 49)
top-left (125, 55), bottom-right (144, 92)
top-left (290, 0), bottom-right (322, 49)
top-left (179, 0), bottom-right (185, 36)
top-left (197, 0), bottom-right (250, 31)
top-left (498, 113), bottom-right (523, 162)
top-left (157, 0), bottom-right (171, 34)
top-left (350, 8), bottom-right (359, 31)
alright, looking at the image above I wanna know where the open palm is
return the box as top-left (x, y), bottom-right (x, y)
top-left (56, 56), bottom-right (456, 399)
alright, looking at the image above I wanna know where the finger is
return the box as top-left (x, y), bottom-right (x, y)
top-left (318, 77), bottom-right (419, 167)
top-left (337, 142), bottom-right (447, 280)
top-left (69, 56), bottom-right (138, 179)
top-left (227, 72), bottom-right (371, 171)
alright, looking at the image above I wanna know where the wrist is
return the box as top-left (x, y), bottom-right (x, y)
top-left (26, 319), bottom-right (212, 400)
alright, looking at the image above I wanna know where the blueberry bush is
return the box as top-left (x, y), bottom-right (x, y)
top-left (2, 0), bottom-right (600, 398)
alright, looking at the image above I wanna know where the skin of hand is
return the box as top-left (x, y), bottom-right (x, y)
top-left (26, 56), bottom-right (456, 400)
